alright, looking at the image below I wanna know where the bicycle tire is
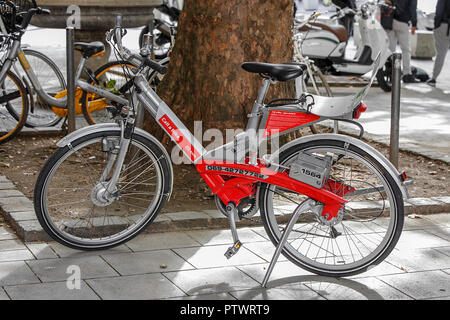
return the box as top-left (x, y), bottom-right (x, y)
top-left (259, 139), bottom-right (404, 277)
top-left (34, 129), bottom-right (173, 250)
top-left (1, 71), bottom-right (29, 144)
top-left (14, 49), bottom-right (66, 127)
top-left (81, 61), bottom-right (138, 125)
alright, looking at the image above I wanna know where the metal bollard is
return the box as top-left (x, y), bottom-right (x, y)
top-left (389, 53), bottom-right (401, 169)
top-left (66, 27), bottom-right (76, 133)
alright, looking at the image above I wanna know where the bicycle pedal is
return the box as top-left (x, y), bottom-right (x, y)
top-left (224, 241), bottom-right (242, 259)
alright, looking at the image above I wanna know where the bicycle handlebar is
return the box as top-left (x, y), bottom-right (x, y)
top-left (110, 14), bottom-right (167, 75)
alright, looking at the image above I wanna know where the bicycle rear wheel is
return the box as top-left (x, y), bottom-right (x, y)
top-left (259, 139), bottom-right (404, 277)
top-left (0, 71), bottom-right (29, 144)
top-left (13, 49), bottom-right (65, 127)
top-left (34, 130), bottom-right (172, 250)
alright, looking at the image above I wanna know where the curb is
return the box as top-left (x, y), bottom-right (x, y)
top-left (0, 176), bottom-right (449, 243)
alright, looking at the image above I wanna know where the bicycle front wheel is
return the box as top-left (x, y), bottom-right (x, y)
top-left (0, 71), bottom-right (29, 144)
top-left (259, 139), bottom-right (404, 277)
top-left (34, 130), bottom-right (172, 250)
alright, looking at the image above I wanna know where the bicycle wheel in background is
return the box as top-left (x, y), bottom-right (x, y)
top-left (259, 139), bottom-right (404, 277)
top-left (0, 71), bottom-right (29, 144)
top-left (81, 59), bottom-right (170, 125)
top-left (13, 49), bottom-right (66, 127)
top-left (81, 61), bottom-right (137, 125)
top-left (34, 130), bottom-right (173, 250)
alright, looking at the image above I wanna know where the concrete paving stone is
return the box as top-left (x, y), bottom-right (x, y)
top-left (5, 280), bottom-right (100, 300)
top-left (202, 209), bottom-right (226, 220)
top-left (90, 216), bottom-right (128, 228)
top-left (246, 226), bottom-right (270, 240)
top-left (48, 241), bottom-right (131, 258)
top-left (433, 246), bottom-right (450, 257)
top-left (0, 249), bottom-right (34, 262)
top-left (164, 211), bottom-right (210, 222)
top-left (378, 270), bottom-right (450, 300)
top-left (0, 227), bottom-right (17, 240)
top-left (0, 288), bottom-right (9, 300)
top-left (163, 267), bottom-right (261, 295)
top-left (236, 261), bottom-right (313, 285)
top-left (185, 228), bottom-right (267, 246)
top-left (229, 283), bottom-right (325, 300)
top-left (26, 255), bottom-right (119, 282)
top-left (173, 245), bottom-right (266, 269)
top-left (2, 202), bottom-right (35, 213)
top-left (0, 176), bottom-right (9, 182)
top-left (443, 269), bottom-right (450, 275)
top-left (431, 196), bottom-right (450, 211)
top-left (394, 229), bottom-right (450, 250)
top-left (243, 241), bottom-right (288, 263)
top-left (7, 211), bottom-right (37, 222)
top-left (347, 261), bottom-right (406, 279)
top-left (405, 198), bottom-right (446, 214)
top-left (87, 273), bottom-right (186, 300)
top-left (425, 227), bottom-right (450, 242)
top-left (423, 295), bottom-right (450, 300)
top-left (431, 196), bottom-right (450, 204)
top-left (402, 214), bottom-right (445, 230)
top-left (385, 248), bottom-right (450, 273)
top-left (15, 220), bottom-right (51, 242)
top-left (0, 239), bottom-right (27, 251)
top-left (168, 292), bottom-right (236, 300)
top-left (308, 277), bottom-right (412, 300)
top-left (0, 189), bottom-right (24, 198)
top-left (0, 182), bottom-right (16, 190)
top-left (101, 250), bottom-right (194, 276)
top-left (153, 214), bottom-right (171, 223)
top-left (26, 243), bottom-right (58, 259)
top-left (421, 213), bottom-right (450, 227)
top-left (126, 231), bottom-right (201, 252)
top-left (0, 261), bottom-right (40, 286)
top-left (0, 196), bottom-right (33, 207)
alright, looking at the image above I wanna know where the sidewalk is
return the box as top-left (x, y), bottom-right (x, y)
top-left (0, 211), bottom-right (448, 300)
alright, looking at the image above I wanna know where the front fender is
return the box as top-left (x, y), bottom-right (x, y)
top-left (276, 134), bottom-right (410, 199)
top-left (57, 123), bottom-right (174, 199)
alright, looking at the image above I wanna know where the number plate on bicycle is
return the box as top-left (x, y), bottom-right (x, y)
top-left (289, 152), bottom-right (332, 188)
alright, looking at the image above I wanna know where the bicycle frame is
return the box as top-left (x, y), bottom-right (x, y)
top-left (130, 73), bottom-right (350, 218)
top-left (0, 38), bottom-right (129, 109)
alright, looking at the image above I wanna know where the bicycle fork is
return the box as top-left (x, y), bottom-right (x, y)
top-left (93, 116), bottom-right (135, 205)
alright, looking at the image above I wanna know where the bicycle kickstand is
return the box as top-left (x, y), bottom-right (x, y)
top-left (224, 203), bottom-right (242, 259)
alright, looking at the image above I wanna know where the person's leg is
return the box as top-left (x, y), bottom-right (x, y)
top-left (432, 23), bottom-right (450, 80)
top-left (393, 19), bottom-right (412, 75)
top-left (387, 28), bottom-right (397, 53)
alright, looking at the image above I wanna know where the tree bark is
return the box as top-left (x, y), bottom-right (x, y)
top-left (145, 0), bottom-right (294, 144)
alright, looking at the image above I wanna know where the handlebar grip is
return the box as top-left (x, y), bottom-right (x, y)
top-left (144, 57), bottom-right (167, 74)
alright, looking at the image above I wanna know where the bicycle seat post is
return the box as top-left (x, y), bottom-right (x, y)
top-left (245, 78), bottom-right (271, 165)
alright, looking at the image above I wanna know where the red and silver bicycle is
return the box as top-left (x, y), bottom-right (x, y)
top-left (34, 18), bottom-right (410, 277)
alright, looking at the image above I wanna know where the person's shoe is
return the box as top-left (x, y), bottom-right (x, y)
top-left (402, 74), bottom-right (420, 83)
top-left (426, 78), bottom-right (436, 87)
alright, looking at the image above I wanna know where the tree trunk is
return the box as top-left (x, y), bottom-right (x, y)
top-left (144, 0), bottom-right (294, 145)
